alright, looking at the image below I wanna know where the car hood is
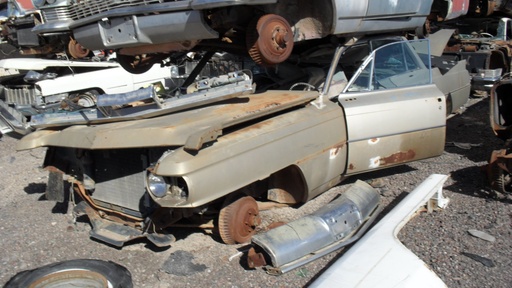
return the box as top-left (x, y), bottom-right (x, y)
top-left (17, 90), bottom-right (318, 151)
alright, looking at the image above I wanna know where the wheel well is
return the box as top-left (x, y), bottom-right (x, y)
top-left (267, 165), bottom-right (307, 204)
top-left (219, 165), bottom-right (307, 207)
top-left (489, 49), bottom-right (509, 74)
top-left (75, 88), bottom-right (103, 95)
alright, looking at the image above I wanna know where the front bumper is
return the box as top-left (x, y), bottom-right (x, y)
top-left (472, 68), bottom-right (502, 91)
top-left (33, 0), bottom-right (277, 50)
top-left (0, 100), bottom-right (32, 138)
top-left (73, 11), bottom-right (218, 50)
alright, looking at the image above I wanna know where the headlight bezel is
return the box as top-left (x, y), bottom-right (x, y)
top-left (146, 172), bottom-right (168, 198)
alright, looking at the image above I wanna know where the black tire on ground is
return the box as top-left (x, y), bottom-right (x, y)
top-left (4, 259), bottom-right (133, 288)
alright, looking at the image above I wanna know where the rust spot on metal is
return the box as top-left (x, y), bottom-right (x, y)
top-left (74, 181), bottom-right (144, 222)
top-left (463, 45), bottom-right (478, 52)
top-left (349, 163), bottom-right (355, 170)
top-left (380, 149), bottom-right (416, 166)
top-left (444, 43), bottom-right (463, 53)
top-left (216, 90), bottom-right (312, 116)
top-left (296, 141), bottom-right (346, 166)
top-left (225, 117), bottom-right (277, 138)
top-left (45, 165), bottom-right (63, 173)
top-left (330, 143), bottom-right (345, 159)
top-left (247, 247), bottom-right (267, 268)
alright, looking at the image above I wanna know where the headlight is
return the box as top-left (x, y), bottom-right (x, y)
top-left (32, 0), bottom-right (60, 9)
top-left (32, 0), bottom-right (47, 8)
top-left (146, 173), bottom-right (168, 198)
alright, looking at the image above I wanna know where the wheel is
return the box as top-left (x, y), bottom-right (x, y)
top-left (4, 259), bottom-right (133, 288)
top-left (116, 54), bottom-right (154, 74)
top-left (61, 91), bottom-right (98, 111)
top-left (489, 161), bottom-right (512, 194)
top-left (67, 39), bottom-right (91, 59)
top-left (218, 196), bottom-right (261, 244)
top-left (247, 14), bottom-right (294, 66)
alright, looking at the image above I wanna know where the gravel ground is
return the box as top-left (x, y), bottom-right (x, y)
top-left (0, 95), bottom-right (510, 287)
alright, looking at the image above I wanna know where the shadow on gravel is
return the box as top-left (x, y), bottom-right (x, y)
top-left (443, 97), bottom-right (512, 203)
top-left (24, 182), bottom-right (73, 214)
top-left (353, 165), bottom-right (417, 182)
top-left (445, 98), bottom-right (502, 163)
top-left (447, 166), bottom-right (512, 204)
top-left (24, 183), bottom-right (46, 195)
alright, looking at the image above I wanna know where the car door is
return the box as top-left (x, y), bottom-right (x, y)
top-left (366, 0), bottom-right (423, 18)
top-left (338, 39), bottom-right (446, 176)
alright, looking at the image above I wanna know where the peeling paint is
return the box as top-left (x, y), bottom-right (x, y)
top-left (329, 146), bottom-right (342, 159)
top-left (368, 138), bottom-right (380, 144)
top-left (369, 156), bottom-right (381, 168)
top-left (381, 149), bottom-right (416, 165)
top-left (368, 150), bottom-right (417, 169)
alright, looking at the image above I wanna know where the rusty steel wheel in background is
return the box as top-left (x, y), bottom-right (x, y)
top-left (247, 14), bottom-right (294, 66)
top-left (67, 39), bottom-right (91, 59)
top-left (218, 195), bottom-right (261, 244)
top-left (488, 150), bottom-right (512, 194)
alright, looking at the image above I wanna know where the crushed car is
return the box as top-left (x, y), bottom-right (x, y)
top-left (16, 35), bottom-right (453, 248)
top-left (0, 0), bottom-right (90, 59)
top-left (30, 0), bottom-right (433, 72)
top-left (0, 57), bottom-right (175, 138)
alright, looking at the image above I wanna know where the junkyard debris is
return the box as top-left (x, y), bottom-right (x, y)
top-left (461, 252), bottom-right (496, 267)
top-left (467, 229), bottom-right (496, 242)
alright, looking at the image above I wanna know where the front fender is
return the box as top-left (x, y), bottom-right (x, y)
top-left (153, 100), bottom-right (347, 208)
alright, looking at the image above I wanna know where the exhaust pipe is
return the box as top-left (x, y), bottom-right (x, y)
top-left (248, 180), bottom-right (382, 275)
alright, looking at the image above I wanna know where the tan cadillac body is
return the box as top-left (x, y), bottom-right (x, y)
top-left (17, 37), bottom-right (447, 247)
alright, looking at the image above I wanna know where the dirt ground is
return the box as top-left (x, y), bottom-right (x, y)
top-left (0, 95), bottom-right (510, 287)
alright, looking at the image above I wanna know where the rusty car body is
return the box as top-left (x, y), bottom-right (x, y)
top-left (16, 36), bottom-right (448, 248)
top-left (30, 0), bottom-right (433, 72)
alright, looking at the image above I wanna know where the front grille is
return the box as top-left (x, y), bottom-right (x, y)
top-left (41, 0), bottom-right (180, 23)
top-left (41, 6), bottom-right (74, 22)
top-left (4, 85), bottom-right (37, 106)
top-left (92, 149), bottom-right (147, 214)
top-left (90, 147), bottom-right (169, 216)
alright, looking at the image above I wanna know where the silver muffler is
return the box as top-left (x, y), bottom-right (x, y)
top-left (247, 180), bottom-right (382, 275)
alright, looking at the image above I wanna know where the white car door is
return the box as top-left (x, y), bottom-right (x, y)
top-left (339, 39), bottom-right (446, 175)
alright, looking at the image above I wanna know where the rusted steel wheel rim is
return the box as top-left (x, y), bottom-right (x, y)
top-left (247, 14), bottom-right (294, 66)
top-left (489, 161), bottom-right (512, 194)
top-left (218, 196), bottom-right (261, 244)
top-left (67, 39), bottom-right (90, 59)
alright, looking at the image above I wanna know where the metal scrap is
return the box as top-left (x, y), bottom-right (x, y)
top-left (468, 229), bottom-right (496, 242)
top-left (461, 252), bottom-right (496, 267)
